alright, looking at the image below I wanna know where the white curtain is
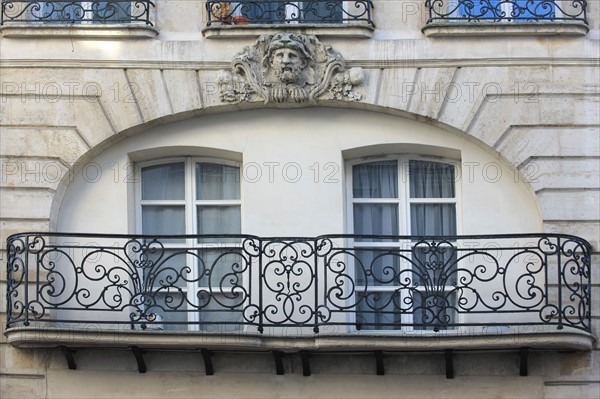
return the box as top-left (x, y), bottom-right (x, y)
top-left (409, 160), bottom-right (455, 198)
top-left (142, 162), bottom-right (185, 200)
top-left (196, 163), bottom-right (241, 243)
top-left (141, 162), bottom-right (186, 239)
top-left (353, 204), bottom-right (398, 236)
top-left (409, 161), bottom-right (456, 236)
top-left (352, 160), bottom-right (397, 198)
top-left (197, 206), bottom-right (241, 236)
top-left (142, 206), bottom-right (185, 236)
top-left (410, 204), bottom-right (456, 236)
top-left (353, 161), bottom-right (399, 238)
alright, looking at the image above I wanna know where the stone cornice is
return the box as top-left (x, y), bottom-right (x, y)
top-left (0, 58), bottom-right (599, 70)
top-left (422, 22), bottom-right (589, 37)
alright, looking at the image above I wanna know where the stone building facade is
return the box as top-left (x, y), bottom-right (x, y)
top-left (0, 1), bottom-right (598, 398)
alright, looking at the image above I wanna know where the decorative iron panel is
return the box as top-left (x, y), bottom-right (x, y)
top-left (1, 1), bottom-right (154, 25)
top-left (205, 1), bottom-right (374, 26)
top-left (6, 233), bottom-right (592, 333)
top-left (425, 0), bottom-right (587, 24)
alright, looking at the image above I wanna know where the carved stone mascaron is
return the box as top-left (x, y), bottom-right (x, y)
top-left (217, 32), bottom-right (364, 104)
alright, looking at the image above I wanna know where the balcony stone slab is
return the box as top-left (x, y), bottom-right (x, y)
top-left (5, 327), bottom-right (595, 352)
top-left (422, 22), bottom-right (589, 38)
top-left (0, 25), bottom-right (158, 39)
top-left (202, 24), bottom-right (374, 39)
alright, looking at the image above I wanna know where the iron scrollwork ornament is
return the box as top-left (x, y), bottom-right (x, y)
top-left (217, 32), bottom-right (364, 104)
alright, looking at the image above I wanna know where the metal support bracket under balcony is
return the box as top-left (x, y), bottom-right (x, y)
top-left (300, 351), bottom-right (311, 376)
top-left (445, 349), bottom-right (454, 379)
top-left (60, 346), bottom-right (76, 370)
top-left (201, 349), bottom-right (214, 376)
top-left (520, 348), bottom-right (529, 377)
top-left (272, 351), bottom-right (285, 375)
top-left (375, 351), bottom-right (384, 376)
top-left (131, 346), bottom-right (146, 373)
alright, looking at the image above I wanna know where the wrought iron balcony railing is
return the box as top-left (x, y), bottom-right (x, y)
top-left (1, 1), bottom-right (155, 26)
top-left (6, 233), bottom-right (591, 334)
top-left (206, 1), bottom-right (374, 26)
top-left (425, 0), bottom-right (587, 24)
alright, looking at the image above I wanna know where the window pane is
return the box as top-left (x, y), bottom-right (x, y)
top-left (353, 204), bottom-right (399, 236)
top-left (241, 1), bottom-right (285, 23)
top-left (197, 293), bottom-right (243, 332)
top-left (197, 206), bottom-right (241, 235)
top-left (514, 0), bottom-right (555, 20)
top-left (412, 245), bottom-right (458, 287)
top-left (458, 0), bottom-right (501, 19)
top-left (94, 1), bottom-right (131, 22)
top-left (409, 160), bottom-right (455, 198)
top-left (355, 250), bottom-right (401, 287)
top-left (197, 249), bottom-right (245, 289)
top-left (142, 163), bottom-right (185, 200)
top-left (145, 250), bottom-right (192, 289)
top-left (302, 1), bottom-right (343, 23)
top-left (353, 161), bottom-right (398, 198)
top-left (142, 206), bottom-right (185, 236)
top-left (196, 163), bottom-right (240, 200)
top-left (412, 291), bottom-right (457, 330)
top-left (410, 204), bottom-right (456, 236)
top-left (356, 291), bottom-right (402, 330)
top-left (44, 2), bottom-right (82, 23)
top-left (144, 291), bottom-right (188, 331)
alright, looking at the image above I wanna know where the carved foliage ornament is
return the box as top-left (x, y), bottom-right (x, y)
top-left (217, 33), bottom-right (364, 104)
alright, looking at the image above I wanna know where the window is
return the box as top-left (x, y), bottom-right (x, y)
top-left (348, 156), bottom-right (459, 331)
top-left (137, 158), bottom-right (243, 331)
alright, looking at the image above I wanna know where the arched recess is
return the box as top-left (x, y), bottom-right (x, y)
top-left (51, 107), bottom-right (543, 236)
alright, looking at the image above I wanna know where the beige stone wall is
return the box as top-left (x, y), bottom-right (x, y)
top-left (1, 1), bottom-right (599, 397)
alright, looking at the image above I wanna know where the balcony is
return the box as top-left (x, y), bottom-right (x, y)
top-left (205, 1), bottom-right (374, 26)
top-left (0, 1), bottom-right (154, 25)
top-left (425, 0), bottom-right (587, 23)
top-left (5, 233), bottom-right (593, 353)
top-left (203, 1), bottom-right (374, 38)
top-left (0, 1), bottom-right (157, 37)
top-left (423, 1), bottom-right (589, 36)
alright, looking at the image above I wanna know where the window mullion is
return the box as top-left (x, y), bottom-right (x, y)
top-left (185, 157), bottom-right (196, 237)
top-left (398, 155), bottom-right (414, 328)
top-left (186, 157), bottom-right (200, 329)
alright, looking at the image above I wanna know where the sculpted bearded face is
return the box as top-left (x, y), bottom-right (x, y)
top-left (270, 47), bottom-right (307, 84)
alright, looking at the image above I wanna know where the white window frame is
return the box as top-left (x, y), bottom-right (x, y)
top-left (344, 154), bottom-right (463, 333)
top-left (135, 156), bottom-right (244, 332)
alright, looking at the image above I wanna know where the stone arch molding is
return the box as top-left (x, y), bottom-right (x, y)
top-left (217, 32), bottom-right (364, 104)
top-left (8, 31), bottom-right (592, 229)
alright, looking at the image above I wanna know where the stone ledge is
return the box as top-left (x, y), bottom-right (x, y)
top-left (202, 23), bottom-right (373, 39)
top-left (422, 22), bottom-right (589, 37)
top-left (5, 327), bottom-right (595, 352)
top-left (0, 24), bottom-right (158, 39)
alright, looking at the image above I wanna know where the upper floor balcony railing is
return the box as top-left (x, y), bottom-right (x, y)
top-left (425, 0), bottom-right (588, 24)
top-left (6, 232), bottom-right (592, 335)
top-left (205, 1), bottom-right (374, 26)
top-left (0, 1), bottom-right (155, 26)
